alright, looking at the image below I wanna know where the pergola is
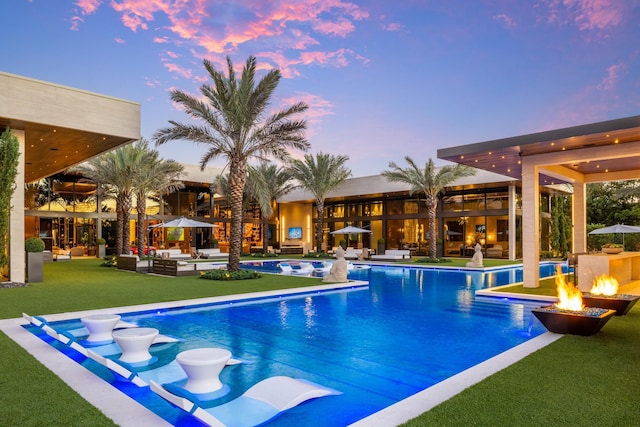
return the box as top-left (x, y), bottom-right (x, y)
top-left (438, 115), bottom-right (640, 287)
top-left (0, 72), bottom-right (140, 282)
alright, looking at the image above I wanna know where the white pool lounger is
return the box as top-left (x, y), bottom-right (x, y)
top-left (150, 376), bottom-right (341, 427)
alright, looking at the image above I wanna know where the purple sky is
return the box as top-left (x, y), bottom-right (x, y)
top-left (3, 0), bottom-right (639, 178)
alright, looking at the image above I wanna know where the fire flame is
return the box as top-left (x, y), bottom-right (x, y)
top-left (554, 265), bottom-right (584, 311)
top-left (590, 275), bottom-right (619, 296)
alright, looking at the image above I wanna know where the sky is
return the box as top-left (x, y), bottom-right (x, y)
top-left (3, 0), bottom-right (640, 178)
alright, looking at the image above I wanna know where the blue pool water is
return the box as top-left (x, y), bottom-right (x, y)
top-left (31, 262), bottom-right (562, 426)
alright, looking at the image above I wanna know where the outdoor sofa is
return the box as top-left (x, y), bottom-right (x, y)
top-left (370, 249), bottom-right (412, 261)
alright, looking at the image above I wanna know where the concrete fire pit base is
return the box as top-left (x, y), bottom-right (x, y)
top-left (582, 294), bottom-right (640, 316)
top-left (532, 306), bottom-right (617, 336)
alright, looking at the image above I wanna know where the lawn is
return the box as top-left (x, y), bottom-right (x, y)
top-left (2, 258), bottom-right (638, 426)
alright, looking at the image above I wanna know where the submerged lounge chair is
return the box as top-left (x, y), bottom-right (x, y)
top-left (150, 376), bottom-right (341, 427)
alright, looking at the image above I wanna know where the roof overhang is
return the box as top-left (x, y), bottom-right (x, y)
top-left (0, 72), bottom-right (140, 182)
top-left (437, 115), bottom-right (640, 184)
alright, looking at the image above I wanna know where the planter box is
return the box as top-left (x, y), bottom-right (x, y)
top-left (582, 293), bottom-right (640, 316)
top-left (532, 306), bottom-right (616, 336)
top-left (602, 247), bottom-right (623, 254)
top-left (26, 252), bottom-right (44, 283)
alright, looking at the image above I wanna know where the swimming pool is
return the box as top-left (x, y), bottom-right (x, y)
top-left (28, 262), bottom-right (562, 426)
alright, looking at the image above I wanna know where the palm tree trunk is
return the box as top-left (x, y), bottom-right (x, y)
top-left (121, 192), bottom-right (132, 255)
top-left (262, 217), bottom-right (269, 254)
top-left (228, 161), bottom-right (247, 271)
top-left (136, 193), bottom-right (146, 256)
top-left (426, 195), bottom-right (437, 258)
top-left (316, 202), bottom-right (324, 252)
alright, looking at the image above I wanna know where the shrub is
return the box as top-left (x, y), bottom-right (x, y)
top-left (415, 257), bottom-right (451, 264)
top-left (200, 269), bottom-right (261, 281)
top-left (25, 237), bottom-right (45, 253)
top-left (96, 238), bottom-right (106, 245)
top-left (302, 252), bottom-right (331, 259)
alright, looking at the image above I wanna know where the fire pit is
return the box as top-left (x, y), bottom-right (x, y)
top-left (532, 306), bottom-right (616, 336)
top-left (532, 266), bottom-right (617, 335)
top-left (581, 274), bottom-right (640, 316)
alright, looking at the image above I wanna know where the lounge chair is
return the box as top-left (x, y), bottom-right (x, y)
top-left (150, 375), bottom-right (341, 427)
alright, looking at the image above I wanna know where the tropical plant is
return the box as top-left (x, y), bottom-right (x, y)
top-left (382, 157), bottom-right (476, 258)
top-left (247, 162), bottom-right (295, 254)
top-left (154, 56), bottom-right (309, 271)
top-left (0, 129), bottom-right (20, 279)
top-left (287, 152), bottom-right (351, 252)
top-left (130, 139), bottom-right (185, 257)
top-left (71, 145), bottom-right (139, 255)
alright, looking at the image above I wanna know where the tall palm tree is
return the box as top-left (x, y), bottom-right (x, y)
top-left (247, 162), bottom-right (295, 254)
top-left (72, 145), bottom-right (139, 255)
top-left (382, 157), bottom-right (475, 258)
top-left (131, 139), bottom-right (185, 257)
top-left (288, 152), bottom-right (351, 252)
top-left (154, 56), bottom-right (309, 271)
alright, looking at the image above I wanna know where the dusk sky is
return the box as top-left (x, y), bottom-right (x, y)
top-left (3, 0), bottom-right (639, 178)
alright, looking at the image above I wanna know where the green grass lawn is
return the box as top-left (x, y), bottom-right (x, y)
top-left (2, 258), bottom-right (638, 426)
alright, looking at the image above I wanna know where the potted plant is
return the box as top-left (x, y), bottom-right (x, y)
top-left (602, 243), bottom-right (624, 254)
top-left (96, 237), bottom-right (106, 258)
top-left (25, 237), bottom-right (45, 282)
top-left (339, 238), bottom-right (347, 250)
top-left (211, 238), bottom-right (219, 249)
top-left (377, 238), bottom-right (385, 255)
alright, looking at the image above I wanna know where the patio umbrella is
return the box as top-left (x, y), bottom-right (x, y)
top-left (588, 224), bottom-right (640, 246)
top-left (151, 217), bottom-right (217, 229)
top-left (330, 226), bottom-right (372, 235)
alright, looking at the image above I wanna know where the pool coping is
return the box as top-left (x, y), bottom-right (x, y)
top-left (1, 278), bottom-right (562, 427)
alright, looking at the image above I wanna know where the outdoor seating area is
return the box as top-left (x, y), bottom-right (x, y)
top-left (370, 249), bottom-right (412, 261)
top-left (154, 248), bottom-right (192, 260)
top-left (196, 248), bottom-right (229, 260)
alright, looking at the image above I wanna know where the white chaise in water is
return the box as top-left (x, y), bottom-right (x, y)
top-left (150, 376), bottom-right (340, 427)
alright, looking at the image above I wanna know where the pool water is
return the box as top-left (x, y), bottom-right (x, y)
top-left (31, 263), bottom-right (562, 426)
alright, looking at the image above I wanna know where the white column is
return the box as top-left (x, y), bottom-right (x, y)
top-left (508, 183), bottom-right (516, 260)
top-left (572, 181), bottom-right (587, 253)
top-left (10, 130), bottom-right (26, 282)
top-left (521, 158), bottom-right (540, 288)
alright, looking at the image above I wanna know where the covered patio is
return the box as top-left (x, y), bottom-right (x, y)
top-left (438, 115), bottom-right (640, 287)
top-left (0, 72), bottom-right (140, 282)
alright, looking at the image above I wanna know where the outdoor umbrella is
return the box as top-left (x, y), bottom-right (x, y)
top-left (151, 217), bottom-right (218, 254)
top-left (151, 217), bottom-right (218, 229)
top-left (330, 226), bottom-right (372, 249)
top-left (588, 224), bottom-right (640, 246)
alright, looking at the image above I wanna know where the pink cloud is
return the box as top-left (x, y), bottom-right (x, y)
top-left (75, 0), bottom-right (102, 15)
top-left (280, 92), bottom-right (335, 137)
top-left (493, 13), bottom-right (516, 29)
top-left (161, 60), bottom-right (193, 79)
top-left (597, 63), bottom-right (623, 90)
top-left (381, 22), bottom-right (403, 32)
top-left (312, 17), bottom-right (355, 37)
top-left (542, 0), bottom-right (625, 31)
top-left (114, 37), bottom-right (126, 44)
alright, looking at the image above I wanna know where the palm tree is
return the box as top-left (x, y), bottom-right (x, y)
top-left (154, 56), bottom-right (309, 271)
top-left (382, 157), bottom-right (475, 258)
top-left (72, 145), bottom-right (139, 255)
top-left (130, 139), bottom-right (185, 257)
top-left (247, 162), bottom-right (295, 254)
top-left (288, 152), bottom-right (351, 252)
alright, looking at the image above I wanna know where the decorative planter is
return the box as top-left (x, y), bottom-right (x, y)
top-left (532, 306), bottom-right (616, 336)
top-left (97, 244), bottom-right (106, 258)
top-left (26, 252), bottom-right (44, 283)
top-left (602, 247), bottom-right (623, 254)
top-left (582, 293), bottom-right (640, 316)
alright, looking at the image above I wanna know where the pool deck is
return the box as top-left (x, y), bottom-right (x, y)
top-left (2, 276), bottom-right (570, 427)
